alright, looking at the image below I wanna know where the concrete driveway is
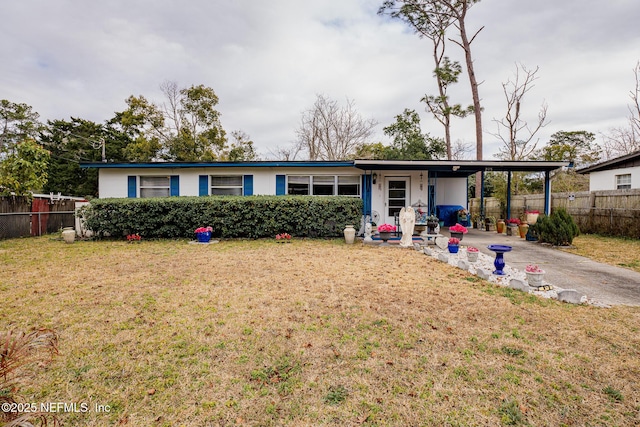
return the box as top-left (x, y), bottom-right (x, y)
top-left (459, 228), bottom-right (640, 307)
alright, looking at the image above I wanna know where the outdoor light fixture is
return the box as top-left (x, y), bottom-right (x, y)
top-left (419, 172), bottom-right (423, 191)
top-left (452, 165), bottom-right (460, 171)
top-left (372, 172), bottom-right (377, 184)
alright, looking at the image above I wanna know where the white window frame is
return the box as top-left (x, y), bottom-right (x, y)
top-left (615, 173), bottom-right (632, 190)
top-left (210, 175), bottom-right (243, 196)
top-left (286, 175), bottom-right (361, 196)
top-left (139, 176), bottom-right (170, 198)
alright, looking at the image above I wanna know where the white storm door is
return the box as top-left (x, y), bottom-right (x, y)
top-left (385, 177), bottom-right (410, 226)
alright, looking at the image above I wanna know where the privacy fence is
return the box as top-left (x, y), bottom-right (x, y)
top-left (470, 189), bottom-right (640, 238)
top-left (0, 196), bottom-right (78, 239)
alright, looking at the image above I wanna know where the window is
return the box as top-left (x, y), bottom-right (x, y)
top-left (616, 174), bottom-right (631, 190)
top-left (337, 176), bottom-right (360, 196)
top-left (287, 175), bottom-right (360, 196)
top-left (287, 176), bottom-right (310, 195)
top-left (312, 176), bottom-right (335, 196)
top-left (140, 176), bottom-right (170, 198)
top-left (211, 175), bottom-right (243, 195)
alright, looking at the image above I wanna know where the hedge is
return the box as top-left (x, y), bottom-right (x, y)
top-left (82, 196), bottom-right (363, 239)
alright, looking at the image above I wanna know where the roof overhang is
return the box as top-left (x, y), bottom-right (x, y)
top-left (80, 161), bottom-right (356, 169)
top-left (353, 159), bottom-right (568, 177)
top-left (576, 150), bottom-right (640, 174)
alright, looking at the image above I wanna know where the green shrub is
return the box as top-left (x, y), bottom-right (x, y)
top-left (535, 208), bottom-right (580, 246)
top-left (82, 196), bottom-right (362, 239)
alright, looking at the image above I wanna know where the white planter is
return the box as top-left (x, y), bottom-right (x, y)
top-left (467, 250), bottom-right (479, 263)
top-left (343, 225), bottom-right (356, 244)
top-left (62, 228), bottom-right (76, 244)
top-left (526, 271), bottom-right (545, 287)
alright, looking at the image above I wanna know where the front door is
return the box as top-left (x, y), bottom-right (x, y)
top-left (385, 177), bottom-right (410, 226)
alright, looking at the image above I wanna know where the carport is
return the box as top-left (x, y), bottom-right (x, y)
top-left (354, 159), bottom-right (568, 219)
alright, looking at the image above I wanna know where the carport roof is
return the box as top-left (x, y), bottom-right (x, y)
top-left (353, 159), bottom-right (568, 177)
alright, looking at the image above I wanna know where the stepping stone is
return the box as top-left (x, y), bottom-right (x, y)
top-left (457, 260), bottom-right (470, 271)
top-left (437, 253), bottom-right (449, 263)
top-left (557, 289), bottom-right (585, 304)
top-left (477, 269), bottom-right (491, 280)
top-left (509, 279), bottom-right (530, 292)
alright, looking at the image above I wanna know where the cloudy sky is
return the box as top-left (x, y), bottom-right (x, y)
top-left (2, 0), bottom-right (639, 159)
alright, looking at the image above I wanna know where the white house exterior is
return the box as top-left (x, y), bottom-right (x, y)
top-left (82, 159), bottom-right (568, 224)
top-left (578, 151), bottom-right (640, 191)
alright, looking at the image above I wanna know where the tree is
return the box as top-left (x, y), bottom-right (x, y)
top-left (537, 131), bottom-right (600, 167)
top-left (113, 82), bottom-right (228, 162)
top-left (536, 130), bottom-right (600, 193)
top-left (0, 100), bottom-right (44, 156)
top-left (491, 64), bottom-right (548, 161)
top-left (226, 131), bottom-right (258, 161)
top-left (0, 138), bottom-right (50, 196)
top-left (295, 94), bottom-right (377, 160)
top-left (41, 118), bottom-right (134, 197)
top-left (380, 0), bottom-right (484, 193)
top-left (379, 2), bottom-right (472, 159)
top-left (601, 60), bottom-right (640, 159)
top-left (382, 109), bottom-right (446, 159)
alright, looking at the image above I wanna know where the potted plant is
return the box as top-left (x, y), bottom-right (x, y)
top-left (276, 232), bottom-right (292, 243)
top-left (525, 210), bottom-right (540, 224)
top-left (466, 246), bottom-right (479, 262)
top-left (471, 213), bottom-right (482, 229)
top-left (505, 218), bottom-right (520, 236)
top-left (126, 233), bottom-right (141, 243)
top-left (377, 223), bottom-right (396, 245)
top-left (484, 216), bottom-right (496, 232)
top-left (525, 264), bottom-right (545, 286)
top-left (448, 237), bottom-right (460, 253)
top-left (195, 226), bottom-right (213, 243)
top-left (426, 215), bottom-right (439, 234)
top-left (449, 223), bottom-right (468, 241)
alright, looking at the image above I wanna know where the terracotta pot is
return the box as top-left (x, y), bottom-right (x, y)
top-left (496, 220), bottom-right (505, 234)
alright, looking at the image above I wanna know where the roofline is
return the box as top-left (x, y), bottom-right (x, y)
top-left (353, 159), bottom-right (569, 172)
top-left (576, 150), bottom-right (640, 174)
top-left (80, 161), bottom-right (356, 169)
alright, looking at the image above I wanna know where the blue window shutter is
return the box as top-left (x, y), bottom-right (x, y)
top-left (243, 175), bottom-right (253, 196)
top-left (362, 174), bottom-right (372, 216)
top-left (276, 175), bottom-right (286, 195)
top-left (199, 175), bottom-right (208, 196)
top-left (170, 175), bottom-right (179, 196)
top-left (127, 176), bottom-right (137, 198)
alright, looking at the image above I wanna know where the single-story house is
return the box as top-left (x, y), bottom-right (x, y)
top-left (577, 150), bottom-right (640, 191)
top-left (81, 159), bottom-right (568, 225)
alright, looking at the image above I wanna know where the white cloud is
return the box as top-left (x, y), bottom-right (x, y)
top-left (1, 0), bottom-right (638, 159)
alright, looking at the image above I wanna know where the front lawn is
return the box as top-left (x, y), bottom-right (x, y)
top-left (1, 237), bottom-right (639, 426)
top-left (561, 234), bottom-right (640, 273)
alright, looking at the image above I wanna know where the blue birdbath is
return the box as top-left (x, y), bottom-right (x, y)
top-left (487, 244), bottom-right (512, 275)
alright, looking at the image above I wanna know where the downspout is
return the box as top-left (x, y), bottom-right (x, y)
top-left (480, 170), bottom-right (485, 218)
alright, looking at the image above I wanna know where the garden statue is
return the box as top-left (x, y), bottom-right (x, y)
top-left (363, 223), bottom-right (373, 243)
top-left (399, 206), bottom-right (415, 248)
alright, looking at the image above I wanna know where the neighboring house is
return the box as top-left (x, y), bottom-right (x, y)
top-left (577, 150), bottom-right (640, 191)
top-left (81, 159), bottom-right (567, 225)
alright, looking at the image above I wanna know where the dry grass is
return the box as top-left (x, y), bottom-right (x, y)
top-left (1, 237), bottom-right (639, 426)
top-left (561, 234), bottom-right (640, 273)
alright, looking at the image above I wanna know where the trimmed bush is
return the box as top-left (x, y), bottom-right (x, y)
top-left (535, 208), bottom-right (580, 246)
top-left (82, 196), bottom-right (363, 239)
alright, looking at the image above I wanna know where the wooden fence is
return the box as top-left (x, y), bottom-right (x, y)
top-left (469, 189), bottom-right (640, 238)
top-left (0, 196), bottom-right (77, 239)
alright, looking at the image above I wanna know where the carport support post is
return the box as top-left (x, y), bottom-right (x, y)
top-left (479, 170), bottom-right (485, 218)
top-left (544, 170), bottom-right (551, 216)
top-left (506, 171), bottom-right (512, 220)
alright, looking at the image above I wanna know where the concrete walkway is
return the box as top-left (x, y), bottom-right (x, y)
top-left (459, 228), bottom-right (640, 307)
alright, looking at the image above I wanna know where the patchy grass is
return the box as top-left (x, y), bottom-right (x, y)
top-left (561, 234), bottom-right (640, 273)
top-left (1, 237), bottom-right (639, 426)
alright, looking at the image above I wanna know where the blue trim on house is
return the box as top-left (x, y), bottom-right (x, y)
top-left (170, 175), bottom-right (179, 196)
top-left (81, 161), bottom-right (355, 169)
top-left (362, 174), bottom-right (372, 216)
top-left (243, 175), bottom-right (254, 196)
top-left (198, 175), bottom-right (208, 196)
top-left (275, 175), bottom-right (286, 195)
top-left (544, 171), bottom-right (551, 216)
top-left (127, 176), bottom-right (137, 198)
